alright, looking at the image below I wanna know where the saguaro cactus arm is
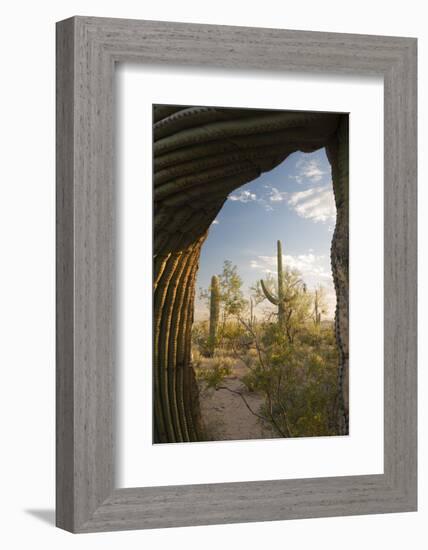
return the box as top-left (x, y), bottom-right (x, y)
top-left (260, 279), bottom-right (279, 305)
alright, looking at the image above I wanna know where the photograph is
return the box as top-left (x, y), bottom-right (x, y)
top-left (153, 104), bottom-right (349, 444)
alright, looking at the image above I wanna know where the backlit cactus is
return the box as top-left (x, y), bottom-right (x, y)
top-left (208, 275), bottom-right (220, 356)
top-left (260, 240), bottom-right (287, 329)
top-left (314, 288), bottom-right (321, 325)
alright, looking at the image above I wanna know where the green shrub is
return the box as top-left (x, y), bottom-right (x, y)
top-left (238, 320), bottom-right (339, 437)
top-left (196, 357), bottom-right (233, 390)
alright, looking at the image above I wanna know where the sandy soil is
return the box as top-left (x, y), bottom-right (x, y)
top-left (197, 359), bottom-right (279, 441)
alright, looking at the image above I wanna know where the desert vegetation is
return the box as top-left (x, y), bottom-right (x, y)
top-left (192, 240), bottom-right (340, 440)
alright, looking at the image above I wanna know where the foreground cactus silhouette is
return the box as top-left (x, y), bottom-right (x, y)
top-left (208, 275), bottom-right (220, 356)
top-left (260, 240), bottom-right (287, 329)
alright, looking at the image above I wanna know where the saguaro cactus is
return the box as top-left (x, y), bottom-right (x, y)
top-left (314, 288), bottom-right (321, 325)
top-left (208, 275), bottom-right (220, 356)
top-left (260, 240), bottom-right (286, 329)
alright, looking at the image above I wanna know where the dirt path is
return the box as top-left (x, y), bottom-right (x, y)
top-left (198, 359), bottom-right (279, 441)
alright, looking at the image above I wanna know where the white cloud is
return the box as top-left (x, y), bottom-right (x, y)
top-left (251, 253), bottom-right (331, 280)
top-left (229, 187), bottom-right (276, 211)
top-left (288, 187), bottom-right (318, 205)
top-left (268, 186), bottom-right (288, 203)
top-left (211, 219), bottom-right (219, 225)
top-left (237, 177), bottom-right (335, 222)
top-left (290, 157), bottom-right (327, 184)
top-left (227, 159), bottom-right (335, 223)
top-left (229, 190), bottom-right (257, 203)
top-left (288, 185), bottom-right (336, 223)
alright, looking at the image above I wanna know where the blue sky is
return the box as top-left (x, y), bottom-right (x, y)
top-left (194, 148), bottom-right (337, 320)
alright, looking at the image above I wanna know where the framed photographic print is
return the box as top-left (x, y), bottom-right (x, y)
top-left (56, 16), bottom-right (417, 532)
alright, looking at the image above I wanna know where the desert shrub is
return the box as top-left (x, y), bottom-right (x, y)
top-left (219, 320), bottom-right (253, 351)
top-left (195, 356), bottom-right (233, 390)
top-left (237, 320), bottom-right (339, 437)
top-left (191, 348), bottom-right (202, 369)
top-left (191, 320), bottom-right (211, 357)
top-left (299, 321), bottom-right (336, 348)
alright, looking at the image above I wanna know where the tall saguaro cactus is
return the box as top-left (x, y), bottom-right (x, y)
top-left (314, 288), bottom-right (321, 325)
top-left (260, 240), bottom-right (286, 329)
top-left (208, 275), bottom-right (220, 356)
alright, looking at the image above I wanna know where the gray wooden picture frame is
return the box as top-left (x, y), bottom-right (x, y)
top-left (56, 16), bottom-right (417, 533)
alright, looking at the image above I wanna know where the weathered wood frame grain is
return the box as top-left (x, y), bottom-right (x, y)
top-left (56, 16), bottom-right (417, 533)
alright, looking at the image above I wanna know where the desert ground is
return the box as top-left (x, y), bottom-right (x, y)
top-left (197, 357), bottom-right (279, 441)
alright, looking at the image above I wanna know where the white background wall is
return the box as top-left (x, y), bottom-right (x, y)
top-left (0, 1), bottom-right (425, 548)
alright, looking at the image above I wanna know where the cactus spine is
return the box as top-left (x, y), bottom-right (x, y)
top-left (260, 240), bottom-right (286, 329)
top-left (208, 275), bottom-right (220, 356)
